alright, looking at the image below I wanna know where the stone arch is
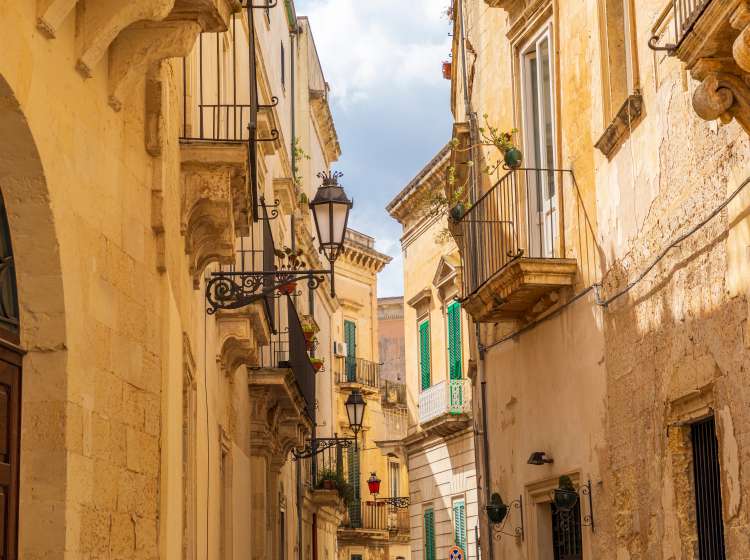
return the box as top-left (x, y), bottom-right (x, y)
top-left (0, 74), bottom-right (68, 557)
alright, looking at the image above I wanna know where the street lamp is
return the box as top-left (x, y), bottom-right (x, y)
top-left (310, 171), bottom-right (352, 297)
top-left (345, 389), bottom-right (366, 450)
top-left (367, 472), bottom-right (381, 497)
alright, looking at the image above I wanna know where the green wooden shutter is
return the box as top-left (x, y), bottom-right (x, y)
top-left (447, 301), bottom-right (462, 380)
top-left (344, 320), bottom-right (356, 381)
top-left (424, 509), bottom-right (436, 560)
top-left (347, 447), bottom-right (361, 527)
top-left (419, 320), bottom-right (431, 390)
top-left (453, 500), bottom-right (466, 551)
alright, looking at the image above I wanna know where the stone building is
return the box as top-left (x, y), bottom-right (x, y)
top-left (443, 0), bottom-right (750, 559)
top-left (0, 1), bottom-right (376, 558)
top-left (387, 147), bottom-right (479, 560)
top-left (327, 229), bottom-right (412, 560)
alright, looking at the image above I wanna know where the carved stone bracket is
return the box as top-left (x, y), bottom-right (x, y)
top-left (108, 19), bottom-right (201, 111)
top-left (37, 0), bottom-right (79, 38)
top-left (692, 58), bottom-right (750, 134)
top-left (216, 303), bottom-right (270, 376)
top-left (76, 0), bottom-right (176, 78)
top-left (181, 166), bottom-right (237, 287)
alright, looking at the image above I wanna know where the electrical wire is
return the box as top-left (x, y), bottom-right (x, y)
top-left (597, 173), bottom-right (750, 307)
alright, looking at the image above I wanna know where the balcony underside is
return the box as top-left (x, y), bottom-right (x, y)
top-left (463, 258), bottom-right (578, 323)
top-left (421, 412), bottom-right (472, 438)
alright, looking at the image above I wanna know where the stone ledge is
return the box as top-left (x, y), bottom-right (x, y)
top-left (463, 257), bottom-right (578, 323)
top-left (595, 93), bottom-right (643, 158)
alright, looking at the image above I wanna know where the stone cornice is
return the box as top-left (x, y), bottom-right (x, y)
top-left (386, 145), bottom-right (451, 224)
top-left (310, 89), bottom-right (341, 165)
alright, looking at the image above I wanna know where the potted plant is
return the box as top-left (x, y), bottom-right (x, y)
top-left (275, 246), bottom-right (306, 296)
top-left (442, 60), bottom-right (452, 80)
top-left (302, 323), bottom-right (316, 341)
top-left (305, 336), bottom-right (317, 353)
top-left (310, 357), bottom-right (324, 372)
top-left (553, 475), bottom-right (579, 512)
top-left (316, 468), bottom-right (338, 491)
top-left (479, 117), bottom-right (523, 169)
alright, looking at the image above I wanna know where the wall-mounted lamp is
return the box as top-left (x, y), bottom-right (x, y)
top-left (552, 476), bottom-right (595, 532)
top-left (485, 493), bottom-right (523, 540)
top-left (527, 451), bottom-right (554, 465)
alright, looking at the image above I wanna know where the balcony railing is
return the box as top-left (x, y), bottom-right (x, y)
top-left (344, 501), bottom-right (410, 532)
top-left (419, 379), bottom-right (470, 425)
top-left (649, 0), bottom-right (713, 53)
top-left (455, 167), bottom-right (599, 300)
top-left (383, 408), bottom-right (408, 441)
top-left (335, 357), bottom-right (381, 389)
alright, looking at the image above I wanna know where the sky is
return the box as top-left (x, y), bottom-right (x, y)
top-left (295, 0), bottom-right (454, 297)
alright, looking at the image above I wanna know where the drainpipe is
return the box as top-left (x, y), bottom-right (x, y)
top-left (477, 324), bottom-right (494, 560)
top-left (296, 459), bottom-right (303, 560)
top-left (457, 0), bottom-right (479, 201)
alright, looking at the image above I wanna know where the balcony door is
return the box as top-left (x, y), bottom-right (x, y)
top-left (344, 320), bottom-right (356, 381)
top-left (520, 25), bottom-right (557, 258)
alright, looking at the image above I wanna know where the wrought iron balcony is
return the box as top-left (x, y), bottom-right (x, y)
top-left (649, 0), bottom-right (713, 55)
top-left (648, 1), bottom-right (750, 133)
top-left (455, 168), bottom-right (583, 323)
top-left (418, 379), bottom-right (471, 437)
top-left (382, 408), bottom-right (408, 441)
top-left (335, 356), bottom-right (381, 392)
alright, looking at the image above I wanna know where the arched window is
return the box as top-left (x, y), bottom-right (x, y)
top-left (0, 192), bottom-right (18, 337)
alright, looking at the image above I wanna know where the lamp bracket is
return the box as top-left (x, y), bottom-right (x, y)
top-left (291, 436), bottom-right (355, 459)
top-left (490, 495), bottom-right (524, 541)
top-left (206, 270), bottom-right (329, 314)
top-left (244, 0), bottom-right (278, 8)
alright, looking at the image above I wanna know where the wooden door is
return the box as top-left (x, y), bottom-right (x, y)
top-left (0, 344), bottom-right (20, 560)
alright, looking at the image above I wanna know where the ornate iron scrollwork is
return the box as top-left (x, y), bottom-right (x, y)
top-left (551, 479), bottom-right (595, 532)
top-left (380, 496), bottom-right (410, 509)
top-left (206, 271), bottom-right (327, 314)
top-left (291, 436), bottom-right (355, 459)
top-left (490, 495), bottom-right (524, 541)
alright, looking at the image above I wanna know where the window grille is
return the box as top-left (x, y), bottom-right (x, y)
top-left (551, 501), bottom-right (582, 560)
top-left (691, 416), bottom-right (726, 560)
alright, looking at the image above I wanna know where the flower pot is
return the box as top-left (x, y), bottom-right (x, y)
top-left (504, 147), bottom-right (523, 169)
top-left (442, 61), bottom-right (452, 80)
top-left (553, 488), bottom-right (579, 512)
top-left (322, 479), bottom-right (335, 490)
top-left (278, 281), bottom-right (297, 295)
top-left (450, 203), bottom-right (465, 221)
top-left (303, 329), bottom-right (315, 341)
top-left (311, 360), bottom-right (324, 372)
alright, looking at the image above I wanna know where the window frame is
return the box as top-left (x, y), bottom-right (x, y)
top-left (598, 0), bottom-right (640, 123)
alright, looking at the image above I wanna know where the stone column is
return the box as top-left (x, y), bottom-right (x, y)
top-left (268, 457), bottom-right (285, 560)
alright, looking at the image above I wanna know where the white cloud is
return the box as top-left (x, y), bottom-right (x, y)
top-left (298, 0), bottom-right (452, 106)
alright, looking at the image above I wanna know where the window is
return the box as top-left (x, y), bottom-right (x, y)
top-left (279, 501), bottom-right (286, 560)
top-left (453, 499), bottom-right (467, 551)
top-left (280, 40), bottom-right (286, 89)
top-left (220, 444), bottom-right (233, 559)
top-left (344, 320), bottom-right (357, 381)
top-left (599, 0), bottom-right (638, 122)
top-left (418, 319), bottom-right (431, 390)
top-left (446, 301), bottom-right (462, 380)
top-left (389, 461), bottom-right (400, 497)
top-left (691, 416), bottom-right (727, 559)
top-left (551, 501), bottom-right (583, 560)
top-left (520, 25), bottom-right (557, 258)
top-left (423, 508), bottom-right (436, 560)
top-left (0, 193), bottom-right (18, 335)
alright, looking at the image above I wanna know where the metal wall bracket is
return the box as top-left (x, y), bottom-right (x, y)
top-left (490, 495), bottom-right (524, 541)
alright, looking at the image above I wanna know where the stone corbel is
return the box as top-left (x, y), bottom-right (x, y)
top-left (692, 58), bottom-right (750, 134)
top-left (216, 303), bottom-right (270, 376)
top-left (181, 166), bottom-right (236, 287)
top-left (37, 0), bottom-right (79, 38)
top-left (76, 0), bottom-right (176, 78)
top-left (108, 20), bottom-right (201, 111)
top-left (731, 2), bottom-right (750, 73)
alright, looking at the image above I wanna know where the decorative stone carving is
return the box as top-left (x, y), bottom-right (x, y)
top-left (692, 59), bottom-right (750, 134)
top-left (181, 166), bottom-right (236, 287)
top-left (108, 20), bottom-right (201, 111)
top-left (216, 303), bottom-right (270, 376)
top-left (595, 93), bottom-right (643, 157)
top-left (76, 0), bottom-right (175, 78)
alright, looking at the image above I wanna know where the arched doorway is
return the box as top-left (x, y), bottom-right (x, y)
top-left (0, 73), bottom-right (67, 558)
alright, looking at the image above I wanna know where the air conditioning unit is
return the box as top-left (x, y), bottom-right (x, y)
top-left (333, 341), bottom-right (348, 357)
